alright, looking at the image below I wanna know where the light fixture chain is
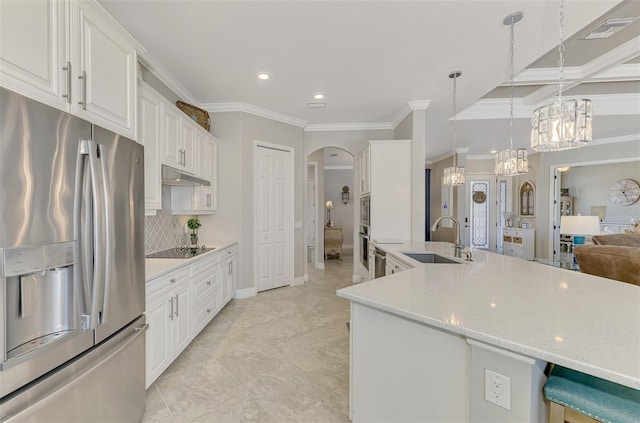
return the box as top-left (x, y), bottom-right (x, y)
top-left (509, 21), bottom-right (515, 150)
top-left (558, 0), bottom-right (565, 102)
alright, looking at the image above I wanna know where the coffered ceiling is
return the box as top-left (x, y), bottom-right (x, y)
top-left (99, 0), bottom-right (640, 161)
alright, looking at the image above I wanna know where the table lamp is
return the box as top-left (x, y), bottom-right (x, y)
top-left (560, 215), bottom-right (600, 265)
top-left (325, 200), bottom-right (333, 227)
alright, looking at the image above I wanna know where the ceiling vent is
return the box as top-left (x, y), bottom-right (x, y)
top-left (307, 102), bottom-right (326, 109)
top-left (580, 17), bottom-right (637, 40)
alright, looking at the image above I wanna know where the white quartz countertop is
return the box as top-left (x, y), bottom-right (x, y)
top-left (145, 240), bottom-right (236, 280)
top-left (337, 242), bottom-right (640, 389)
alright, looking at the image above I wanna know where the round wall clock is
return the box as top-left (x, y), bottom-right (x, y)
top-left (609, 179), bottom-right (640, 206)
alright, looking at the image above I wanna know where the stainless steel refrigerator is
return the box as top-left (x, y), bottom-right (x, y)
top-left (0, 88), bottom-right (147, 422)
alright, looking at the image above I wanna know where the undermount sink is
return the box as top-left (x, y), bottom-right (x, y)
top-left (402, 252), bottom-right (462, 264)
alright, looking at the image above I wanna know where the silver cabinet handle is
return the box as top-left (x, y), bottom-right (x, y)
top-left (174, 294), bottom-right (179, 317)
top-left (169, 297), bottom-right (174, 320)
top-left (78, 71), bottom-right (87, 110)
top-left (170, 278), bottom-right (176, 284)
top-left (206, 308), bottom-right (211, 313)
top-left (207, 280), bottom-right (211, 285)
top-left (206, 194), bottom-right (211, 207)
top-left (62, 61), bottom-right (72, 103)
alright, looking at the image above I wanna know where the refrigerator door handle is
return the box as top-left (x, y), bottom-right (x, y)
top-left (76, 140), bottom-right (107, 331)
top-left (74, 140), bottom-right (94, 327)
top-left (97, 143), bottom-right (114, 325)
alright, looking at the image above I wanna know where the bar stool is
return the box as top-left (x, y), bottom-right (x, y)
top-left (544, 365), bottom-right (640, 423)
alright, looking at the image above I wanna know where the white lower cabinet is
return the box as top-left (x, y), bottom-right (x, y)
top-left (385, 255), bottom-right (410, 276)
top-left (145, 266), bottom-right (191, 388)
top-left (145, 243), bottom-right (237, 388)
top-left (219, 245), bottom-right (237, 303)
top-left (502, 228), bottom-right (535, 260)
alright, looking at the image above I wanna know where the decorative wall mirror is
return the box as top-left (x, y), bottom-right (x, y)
top-left (520, 180), bottom-right (535, 216)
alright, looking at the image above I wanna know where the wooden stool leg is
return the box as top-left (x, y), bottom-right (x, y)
top-left (549, 402), bottom-right (565, 423)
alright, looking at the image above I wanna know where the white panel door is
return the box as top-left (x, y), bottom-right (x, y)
top-left (256, 145), bottom-right (291, 292)
top-left (0, 0), bottom-right (68, 110)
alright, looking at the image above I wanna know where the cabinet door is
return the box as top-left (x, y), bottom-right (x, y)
top-left (72, 1), bottom-right (136, 139)
top-left (145, 293), bottom-right (172, 388)
top-left (193, 135), bottom-right (211, 211)
top-left (138, 83), bottom-right (163, 211)
top-left (171, 281), bottom-right (191, 357)
top-left (162, 105), bottom-right (182, 168)
top-left (181, 119), bottom-right (197, 174)
top-left (0, 0), bottom-right (68, 110)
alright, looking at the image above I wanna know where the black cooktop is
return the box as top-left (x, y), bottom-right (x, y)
top-left (146, 246), bottom-right (215, 259)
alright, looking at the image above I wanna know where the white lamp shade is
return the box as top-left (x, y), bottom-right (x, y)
top-left (325, 200), bottom-right (333, 210)
top-left (560, 215), bottom-right (600, 235)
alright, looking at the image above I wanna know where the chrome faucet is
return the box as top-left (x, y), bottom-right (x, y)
top-left (431, 216), bottom-right (464, 258)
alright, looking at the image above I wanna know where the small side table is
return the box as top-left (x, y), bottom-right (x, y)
top-left (324, 227), bottom-right (343, 259)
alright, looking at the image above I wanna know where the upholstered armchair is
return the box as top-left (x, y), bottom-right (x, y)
top-left (574, 244), bottom-right (640, 286)
top-left (591, 233), bottom-right (640, 247)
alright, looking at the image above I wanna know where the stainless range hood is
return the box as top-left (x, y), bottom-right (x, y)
top-left (161, 165), bottom-right (210, 187)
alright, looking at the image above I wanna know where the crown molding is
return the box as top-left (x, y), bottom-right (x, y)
top-left (467, 154), bottom-right (496, 160)
top-left (590, 133), bottom-right (640, 146)
top-left (324, 165), bottom-right (354, 170)
top-left (425, 150), bottom-right (455, 165)
top-left (455, 147), bottom-right (470, 154)
top-left (137, 54), bottom-right (200, 106)
top-left (203, 102), bottom-right (307, 128)
top-left (457, 93), bottom-right (640, 120)
top-left (304, 122), bottom-right (394, 132)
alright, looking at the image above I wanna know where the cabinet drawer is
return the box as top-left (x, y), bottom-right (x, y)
top-left (146, 266), bottom-right (190, 299)
top-left (503, 235), bottom-right (512, 243)
top-left (192, 266), bottom-right (219, 305)
top-left (192, 253), bottom-right (219, 276)
top-left (218, 245), bottom-right (237, 258)
top-left (513, 237), bottom-right (523, 244)
top-left (192, 291), bottom-right (220, 335)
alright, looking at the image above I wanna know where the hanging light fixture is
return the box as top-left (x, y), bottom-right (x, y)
top-left (495, 12), bottom-right (528, 177)
top-left (531, 0), bottom-right (592, 151)
top-left (443, 71), bottom-right (465, 186)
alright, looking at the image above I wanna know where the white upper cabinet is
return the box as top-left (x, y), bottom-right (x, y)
top-left (0, 0), bottom-right (137, 139)
top-left (180, 118), bottom-right (197, 175)
top-left (71, 0), bottom-right (136, 138)
top-left (138, 81), bottom-right (163, 213)
top-left (0, 0), bottom-right (68, 110)
top-left (162, 104), bottom-right (182, 169)
top-left (193, 134), bottom-right (218, 212)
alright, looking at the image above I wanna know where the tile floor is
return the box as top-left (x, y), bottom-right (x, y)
top-left (142, 251), bottom-right (353, 423)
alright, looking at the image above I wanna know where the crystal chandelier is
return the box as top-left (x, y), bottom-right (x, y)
top-left (531, 0), bottom-right (592, 152)
top-left (443, 71), bottom-right (465, 186)
top-left (495, 12), bottom-right (528, 177)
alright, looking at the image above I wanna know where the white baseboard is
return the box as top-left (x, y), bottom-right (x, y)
top-left (315, 262), bottom-right (325, 270)
top-left (234, 287), bottom-right (257, 299)
top-left (304, 273), bottom-right (309, 282)
top-left (293, 276), bottom-right (305, 286)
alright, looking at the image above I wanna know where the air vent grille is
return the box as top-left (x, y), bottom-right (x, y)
top-left (580, 17), bottom-right (637, 40)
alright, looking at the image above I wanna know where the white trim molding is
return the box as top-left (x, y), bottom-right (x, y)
top-left (204, 102), bottom-right (307, 128)
top-left (408, 100), bottom-right (431, 110)
top-left (137, 54), bottom-right (199, 106)
top-left (324, 165), bottom-right (354, 170)
top-left (234, 287), bottom-right (257, 299)
top-left (457, 93), bottom-right (640, 120)
top-left (304, 122), bottom-right (394, 132)
top-left (293, 276), bottom-right (305, 286)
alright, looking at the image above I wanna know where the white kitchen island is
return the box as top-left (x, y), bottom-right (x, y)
top-left (337, 242), bottom-right (640, 423)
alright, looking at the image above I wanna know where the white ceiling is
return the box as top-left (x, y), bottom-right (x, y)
top-left (99, 0), bottom-right (640, 161)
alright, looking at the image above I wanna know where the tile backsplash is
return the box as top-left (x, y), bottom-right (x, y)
top-left (145, 186), bottom-right (189, 254)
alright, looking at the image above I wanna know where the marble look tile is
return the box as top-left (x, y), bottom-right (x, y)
top-left (155, 357), bottom-right (240, 415)
top-left (140, 384), bottom-right (173, 423)
top-left (296, 384), bottom-right (351, 423)
top-left (156, 340), bottom-right (210, 380)
top-left (243, 363), bottom-right (329, 418)
top-left (173, 386), bottom-right (274, 423)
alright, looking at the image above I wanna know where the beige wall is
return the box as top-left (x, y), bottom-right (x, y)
top-left (201, 111), bottom-right (304, 290)
top-left (394, 113), bottom-right (413, 140)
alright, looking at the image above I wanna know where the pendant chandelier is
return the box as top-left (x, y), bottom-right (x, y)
top-left (531, 0), bottom-right (592, 152)
top-left (443, 71), bottom-right (465, 186)
top-left (495, 12), bottom-right (528, 177)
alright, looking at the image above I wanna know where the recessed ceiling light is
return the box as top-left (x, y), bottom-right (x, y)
top-left (490, 149), bottom-right (498, 154)
top-left (258, 73), bottom-right (270, 80)
top-left (314, 93), bottom-right (325, 100)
